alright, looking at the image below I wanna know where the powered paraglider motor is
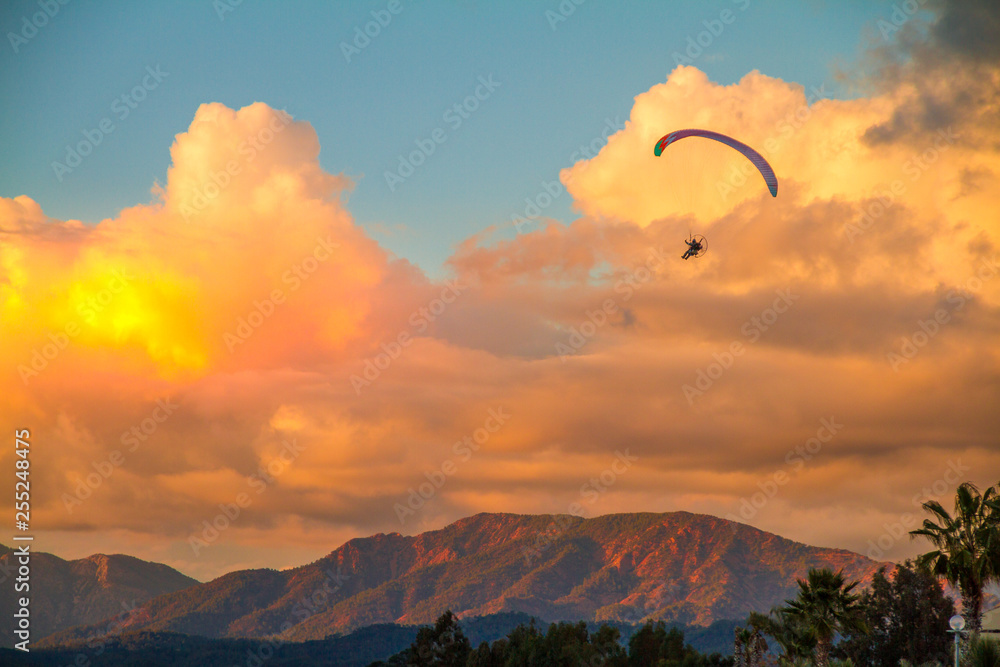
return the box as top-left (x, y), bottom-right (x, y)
top-left (681, 234), bottom-right (707, 260)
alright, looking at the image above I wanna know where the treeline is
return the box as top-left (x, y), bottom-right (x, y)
top-left (372, 610), bottom-right (733, 666)
top-left (734, 562), bottom-right (954, 666)
top-left (0, 613), bottom-right (736, 666)
top-left (736, 480), bottom-right (1000, 667)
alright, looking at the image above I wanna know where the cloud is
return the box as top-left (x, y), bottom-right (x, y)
top-left (2, 2), bottom-right (999, 581)
top-left (859, 0), bottom-right (1000, 148)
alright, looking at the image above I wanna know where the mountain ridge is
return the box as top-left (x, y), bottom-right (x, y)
top-left (38, 511), bottom-right (884, 647)
top-left (0, 544), bottom-right (199, 648)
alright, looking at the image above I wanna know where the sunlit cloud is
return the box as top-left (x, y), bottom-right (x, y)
top-left (1, 0), bottom-right (998, 582)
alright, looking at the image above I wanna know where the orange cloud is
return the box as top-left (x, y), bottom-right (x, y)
top-left (1, 103), bottom-right (426, 388)
top-left (2, 18), bottom-right (999, 582)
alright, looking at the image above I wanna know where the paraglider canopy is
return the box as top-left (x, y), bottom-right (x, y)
top-left (654, 129), bottom-right (778, 197)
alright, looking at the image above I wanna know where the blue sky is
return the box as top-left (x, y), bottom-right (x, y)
top-left (5, 0), bottom-right (1000, 579)
top-left (2, 0), bottom-right (894, 274)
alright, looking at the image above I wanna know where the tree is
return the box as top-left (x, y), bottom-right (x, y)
top-left (746, 609), bottom-right (816, 664)
top-left (501, 620), bottom-right (544, 665)
top-left (541, 621), bottom-right (598, 666)
top-left (418, 618), bottom-right (730, 667)
top-left (781, 568), bottom-right (865, 667)
top-left (405, 610), bottom-right (471, 666)
top-left (910, 481), bottom-right (1000, 639)
top-left (733, 624), bottom-right (767, 667)
top-left (836, 561), bottom-right (954, 666)
top-left (467, 640), bottom-right (506, 667)
top-left (590, 624), bottom-right (628, 667)
top-left (626, 620), bottom-right (721, 666)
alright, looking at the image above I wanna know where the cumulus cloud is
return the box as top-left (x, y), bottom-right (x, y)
top-left (1, 1), bottom-right (999, 581)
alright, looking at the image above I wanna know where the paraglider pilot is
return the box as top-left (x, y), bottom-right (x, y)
top-left (682, 237), bottom-right (703, 260)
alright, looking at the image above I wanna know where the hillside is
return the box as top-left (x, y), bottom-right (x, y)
top-left (0, 544), bottom-right (198, 648)
top-left (39, 512), bottom-right (881, 646)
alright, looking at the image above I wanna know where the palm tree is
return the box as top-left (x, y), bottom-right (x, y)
top-left (747, 609), bottom-right (815, 664)
top-left (733, 624), bottom-right (768, 667)
top-left (910, 481), bottom-right (1000, 639)
top-left (782, 568), bottom-right (865, 667)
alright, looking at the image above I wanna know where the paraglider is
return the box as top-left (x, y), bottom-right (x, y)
top-left (654, 128), bottom-right (778, 197)
top-left (681, 234), bottom-right (707, 260)
top-left (654, 129), bottom-right (777, 261)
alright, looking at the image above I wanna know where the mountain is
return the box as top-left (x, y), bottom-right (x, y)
top-left (39, 512), bottom-right (882, 647)
top-left (0, 543), bottom-right (199, 648)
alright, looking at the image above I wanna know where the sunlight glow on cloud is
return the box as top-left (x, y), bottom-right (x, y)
top-left (2, 1), bottom-right (999, 580)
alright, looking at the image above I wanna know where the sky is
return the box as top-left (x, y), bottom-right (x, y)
top-left (1, 0), bottom-right (998, 583)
